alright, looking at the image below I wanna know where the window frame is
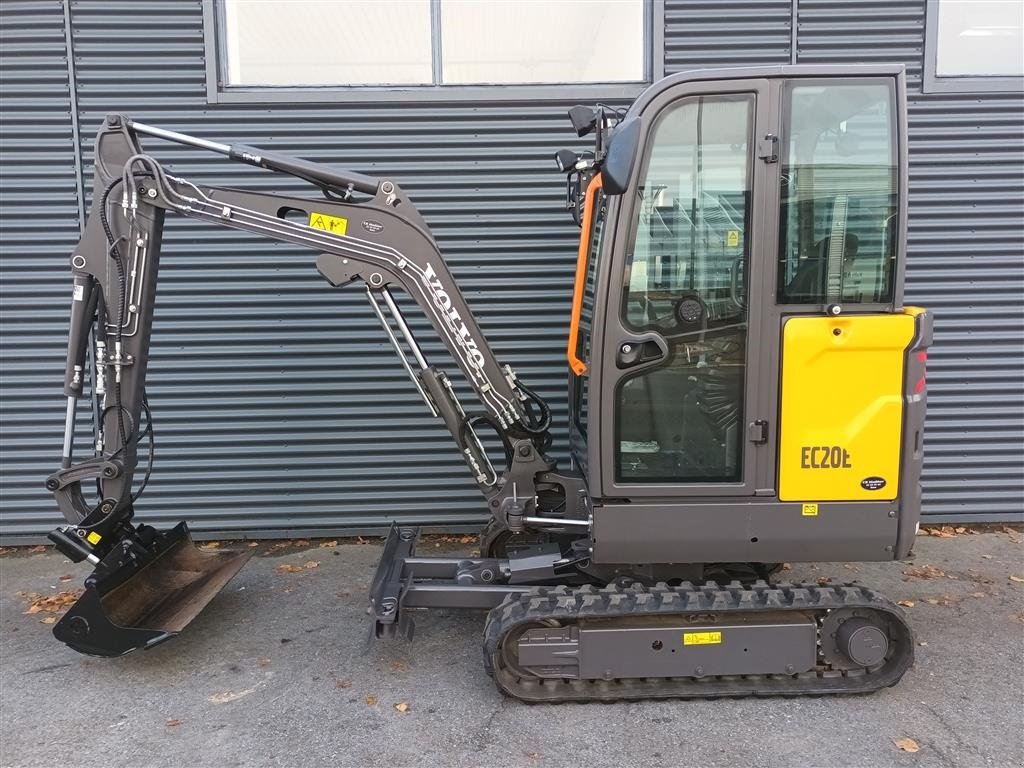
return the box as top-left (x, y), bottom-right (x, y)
top-left (923, 0), bottom-right (1024, 94)
top-left (202, 0), bottom-right (664, 104)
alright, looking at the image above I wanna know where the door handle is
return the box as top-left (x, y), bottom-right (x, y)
top-left (616, 335), bottom-right (668, 369)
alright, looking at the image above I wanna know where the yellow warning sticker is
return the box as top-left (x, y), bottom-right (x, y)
top-left (683, 631), bottom-right (722, 646)
top-left (86, 531), bottom-right (102, 545)
top-left (726, 230), bottom-right (740, 247)
top-left (308, 212), bottom-right (348, 235)
top-left (802, 503), bottom-right (819, 517)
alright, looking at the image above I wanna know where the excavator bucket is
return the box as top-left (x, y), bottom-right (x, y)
top-left (53, 522), bottom-right (251, 657)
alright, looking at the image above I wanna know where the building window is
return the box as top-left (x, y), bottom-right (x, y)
top-left (924, 0), bottom-right (1024, 93)
top-left (207, 0), bottom-right (659, 102)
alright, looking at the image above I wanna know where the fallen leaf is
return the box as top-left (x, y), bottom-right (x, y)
top-left (303, 560), bottom-right (320, 570)
top-left (817, 576), bottom-right (831, 586)
top-left (981, 554), bottom-right (993, 560)
top-left (275, 564), bottom-right (304, 574)
top-left (781, 563), bottom-right (792, 571)
top-left (248, 542), bottom-right (259, 548)
top-left (199, 541), bottom-right (220, 550)
top-left (843, 563), bottom-right (861, 572)
top-left (58, 574), bottom-right (73, 582)
top-left (335, 679), bottom-right (351, 690)
top-left (0, 547), bottom-right (15, 555)
top-left (270, 542), bottom-right (291, 552)
top-left (903, 564), bottom-right (946, 580)
top-left (924, 598), bottom-right (939, 605)
top-left (394, 702), bottom-right (410, 713)
top-left (209, 687), bottom-right (258, 704)
top-left (357, 537), bottom-right (367, 545)
top-left (166, 718), bottom-right (182, 727)
top-left (293, 539), bottom-right (311, 547)
top-left (20, 590), bottom-right (83, 615)
top-left (1009, 575), bottom-right (1024, 583)
top-left (894, 737), bottom-right (920, 753)
top-left (955, 527), bottom-right (966, 534)
top-left (257, 658), bottom-right (271, 668)
top-left (526, 752), bottom-right (540, 761)
top-left (966, 569), bottom-right (994, 585)
top-left (897, 600), bottom-right (915, 608)
top-left (365, 696), bottom-right (377, 706)
top-left (459, 535), bottom-right (475, 544)
top-left (27, 545), bottom-right (47, 554)
top-left (320, 540), bottom-right (338, 548)
top-left (40, 616), bottom-right (57, 624)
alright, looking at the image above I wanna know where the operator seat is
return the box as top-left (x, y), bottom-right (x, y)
top-left (785, 232), bottom-right (859, 300)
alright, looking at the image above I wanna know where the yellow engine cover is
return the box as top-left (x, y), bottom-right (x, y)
top-left (778, 312), bottom-right (917, 502)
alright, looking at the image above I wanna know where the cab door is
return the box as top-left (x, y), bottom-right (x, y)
top-left (595, 79), bottom-right (777, 497)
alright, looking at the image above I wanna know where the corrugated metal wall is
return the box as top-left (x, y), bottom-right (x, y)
top-left (0, 1), bottom-right (90, 539)
top-left (1, 0), bottom-right (1021, 540)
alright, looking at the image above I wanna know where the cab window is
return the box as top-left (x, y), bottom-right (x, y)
top-left (777, 81), bottom-right (897, 304)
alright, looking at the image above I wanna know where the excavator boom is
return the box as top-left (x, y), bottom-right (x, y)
top-left (48, 114), bottom-right (583, 656)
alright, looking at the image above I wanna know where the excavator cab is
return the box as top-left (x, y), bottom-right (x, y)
top-left (566, 68), bottom-right (929, 569)
top-left (48, 65), bottom-right (930, 700)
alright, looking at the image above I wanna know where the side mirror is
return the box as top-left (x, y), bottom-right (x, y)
top-left (602, 117), bottom-right (641, 195)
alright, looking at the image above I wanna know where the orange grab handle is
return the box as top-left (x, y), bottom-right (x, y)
top-left (566, 173), bottom-right (603, 376)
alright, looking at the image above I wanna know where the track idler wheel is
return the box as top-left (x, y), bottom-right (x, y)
top-left (820, 607), bottom-right (900, 670)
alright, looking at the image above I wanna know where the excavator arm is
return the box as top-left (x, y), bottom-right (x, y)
top-left (47, 114), bottom-right (588, 655)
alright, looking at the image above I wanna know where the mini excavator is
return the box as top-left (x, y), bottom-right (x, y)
top-left (47, 65), bottom-right (931, 701)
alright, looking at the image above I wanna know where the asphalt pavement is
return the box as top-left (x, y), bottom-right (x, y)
top-left (1, 528), bottom-right (1021, 768)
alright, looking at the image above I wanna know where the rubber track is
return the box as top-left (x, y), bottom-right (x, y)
top-left (483, 580), bottom-right (914, 702)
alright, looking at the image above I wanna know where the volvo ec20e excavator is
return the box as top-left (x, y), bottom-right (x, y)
top-left (46, 65), bottom-right (931, 702)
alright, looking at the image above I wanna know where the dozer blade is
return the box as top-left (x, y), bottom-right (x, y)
top-left (53, 522), bottom-right (251, 657)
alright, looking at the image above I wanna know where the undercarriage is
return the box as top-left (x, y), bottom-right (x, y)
top-left (369, 526), bottom-right (913, 701)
